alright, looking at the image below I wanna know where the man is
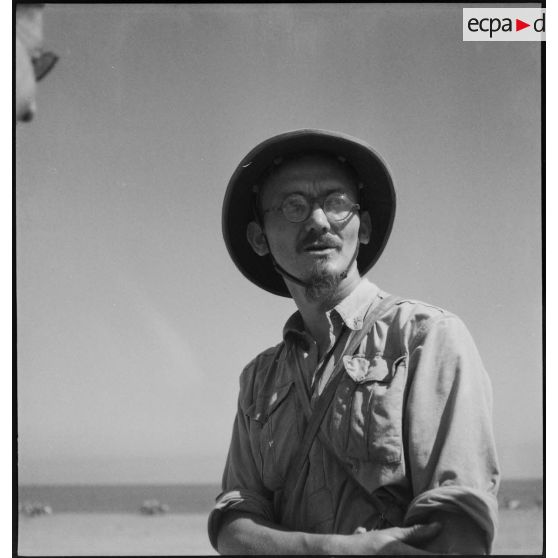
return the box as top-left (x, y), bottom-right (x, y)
top-left (209, 129), bottom-right (499, 554)
top-left (15, 4), bottom-right (58, 123)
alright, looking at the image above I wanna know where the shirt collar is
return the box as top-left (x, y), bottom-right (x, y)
top-left (282, 278), bottom-right (380, 342)
top-left (334, 278), bottom-right (379, 330)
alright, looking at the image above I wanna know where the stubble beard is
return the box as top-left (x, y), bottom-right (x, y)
top-left (304, 260), bottom-right (343, 304)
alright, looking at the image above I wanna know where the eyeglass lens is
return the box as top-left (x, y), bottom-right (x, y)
top-left (282, 193), bottom-right (356, 223)
top-left (32, 51), bottom-right (59, 82)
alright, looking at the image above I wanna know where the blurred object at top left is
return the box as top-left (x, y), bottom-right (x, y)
top-left (15, 3), bottom-right (58, 123)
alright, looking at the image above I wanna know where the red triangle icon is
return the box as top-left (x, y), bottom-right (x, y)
top-left (516, 19), bottom-right (530, 31)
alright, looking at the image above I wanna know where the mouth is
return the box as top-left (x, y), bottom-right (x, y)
top-left (303, 243), bottom-right (339, 254)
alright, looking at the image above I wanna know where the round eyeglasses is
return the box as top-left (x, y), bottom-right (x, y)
top-left (262, 192), bottom-right (360, 223)
top-left (31, 51), bottom-right (59, 82)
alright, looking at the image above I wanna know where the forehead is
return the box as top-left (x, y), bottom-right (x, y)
top-left (260, 154), bottom-right (358, 202)
top-left (16, 6), bottom-right (44, 53)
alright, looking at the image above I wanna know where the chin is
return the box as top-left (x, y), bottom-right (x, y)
top-left (304, 265), bottom-right (344, 302)
top-left (310, 257), bottom-right (346, 276)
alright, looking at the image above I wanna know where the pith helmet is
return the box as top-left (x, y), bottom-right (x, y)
top-left (222, 129), bottom-right (396, 297)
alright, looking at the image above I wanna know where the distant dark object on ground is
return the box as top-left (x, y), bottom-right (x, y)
top-left (19, 501), bottom-right (53, 517)
top-left (140, 499), bottom-right (170, 515)
top-left (497, 478), bottom-right (543, 512)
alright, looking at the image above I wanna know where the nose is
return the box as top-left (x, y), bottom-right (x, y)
top-left (16, 95), bottom-right (37, 123)
top-left (19, 106), bottom-right (36, 122)
top-left (305, 202), bottom-right (331, 232)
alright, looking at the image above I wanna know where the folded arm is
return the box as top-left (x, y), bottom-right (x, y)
top-left (217, 510), bottom-right (442, 555)
top-left (404, 313), bottom-right (500, 554)
top-left (416, 510), bottom-right (488, 554)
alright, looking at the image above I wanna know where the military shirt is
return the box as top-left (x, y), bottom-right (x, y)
top-left (208, 279), bottom-right (500, 551)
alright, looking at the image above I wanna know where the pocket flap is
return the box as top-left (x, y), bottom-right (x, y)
top-left (245, 382), bottom-right (294, 423)
top-left (343, 355), bottom-right (392, 383)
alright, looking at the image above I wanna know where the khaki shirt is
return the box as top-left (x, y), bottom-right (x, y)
top-left (208, 279), bottom-right (500, 550)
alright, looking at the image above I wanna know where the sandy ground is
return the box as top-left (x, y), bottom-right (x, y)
top-left (492, 508), bottom-right (544, 555)
top-left (18, 509), bottom-right (543, 556)
top-left (18, 513), bottom-right (217, 556)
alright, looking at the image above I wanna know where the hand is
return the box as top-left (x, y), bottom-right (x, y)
top-left (335, 522), bottom-right (442, 555)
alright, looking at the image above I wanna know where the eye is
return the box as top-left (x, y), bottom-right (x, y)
top-left (281, 194), bottom-right (309, 220)
top-left (324, 193), bottom-right (352, 214)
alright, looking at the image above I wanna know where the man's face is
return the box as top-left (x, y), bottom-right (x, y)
top-left (16, 5), bottom-right (45, 123)
top-left (254, 154), bottom-right (369, 290)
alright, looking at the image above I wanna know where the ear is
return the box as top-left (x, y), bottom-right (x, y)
top-left (358, 211), bottom-right (372, 245)
top-left (247, 221), bottom-right (270, 256)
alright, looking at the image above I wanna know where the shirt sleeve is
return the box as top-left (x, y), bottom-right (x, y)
top-left (207, 363), bottom-right (275, 551)
top-left (402, 313), bottom-right (500, 551)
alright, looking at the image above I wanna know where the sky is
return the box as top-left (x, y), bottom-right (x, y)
top-left (15, 3), bottom-right (543, 484)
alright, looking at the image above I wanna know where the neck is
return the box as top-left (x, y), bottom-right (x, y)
top-left (289, 268), bottom-right (363, 349)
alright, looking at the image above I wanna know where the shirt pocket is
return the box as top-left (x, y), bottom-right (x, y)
top-left (245, 381), bottom-right (297, 491)
top-left (328, 353), bottom-right (407, 466)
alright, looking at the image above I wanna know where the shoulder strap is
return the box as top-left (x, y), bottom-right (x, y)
top-left (282, 293), bottom-right (402, 500)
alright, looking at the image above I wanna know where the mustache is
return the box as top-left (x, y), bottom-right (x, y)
top-left (297, 233), bottom-right (342, 253)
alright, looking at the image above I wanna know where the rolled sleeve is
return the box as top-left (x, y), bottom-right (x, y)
top-left (404, 485), bottom-right (498, 546)
top-left (403, 314), bottom-right (500, 549)
top-left (208, 488), bottom-right (275, 550)
top-left (207, 365), bottom-right (275, 550)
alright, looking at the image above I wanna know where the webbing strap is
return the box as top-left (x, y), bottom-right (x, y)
top-left (282, 293), bottom-right (403, 503)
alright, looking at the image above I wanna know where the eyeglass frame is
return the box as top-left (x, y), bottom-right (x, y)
top-left (261, 191), bottom-right (361, 224)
